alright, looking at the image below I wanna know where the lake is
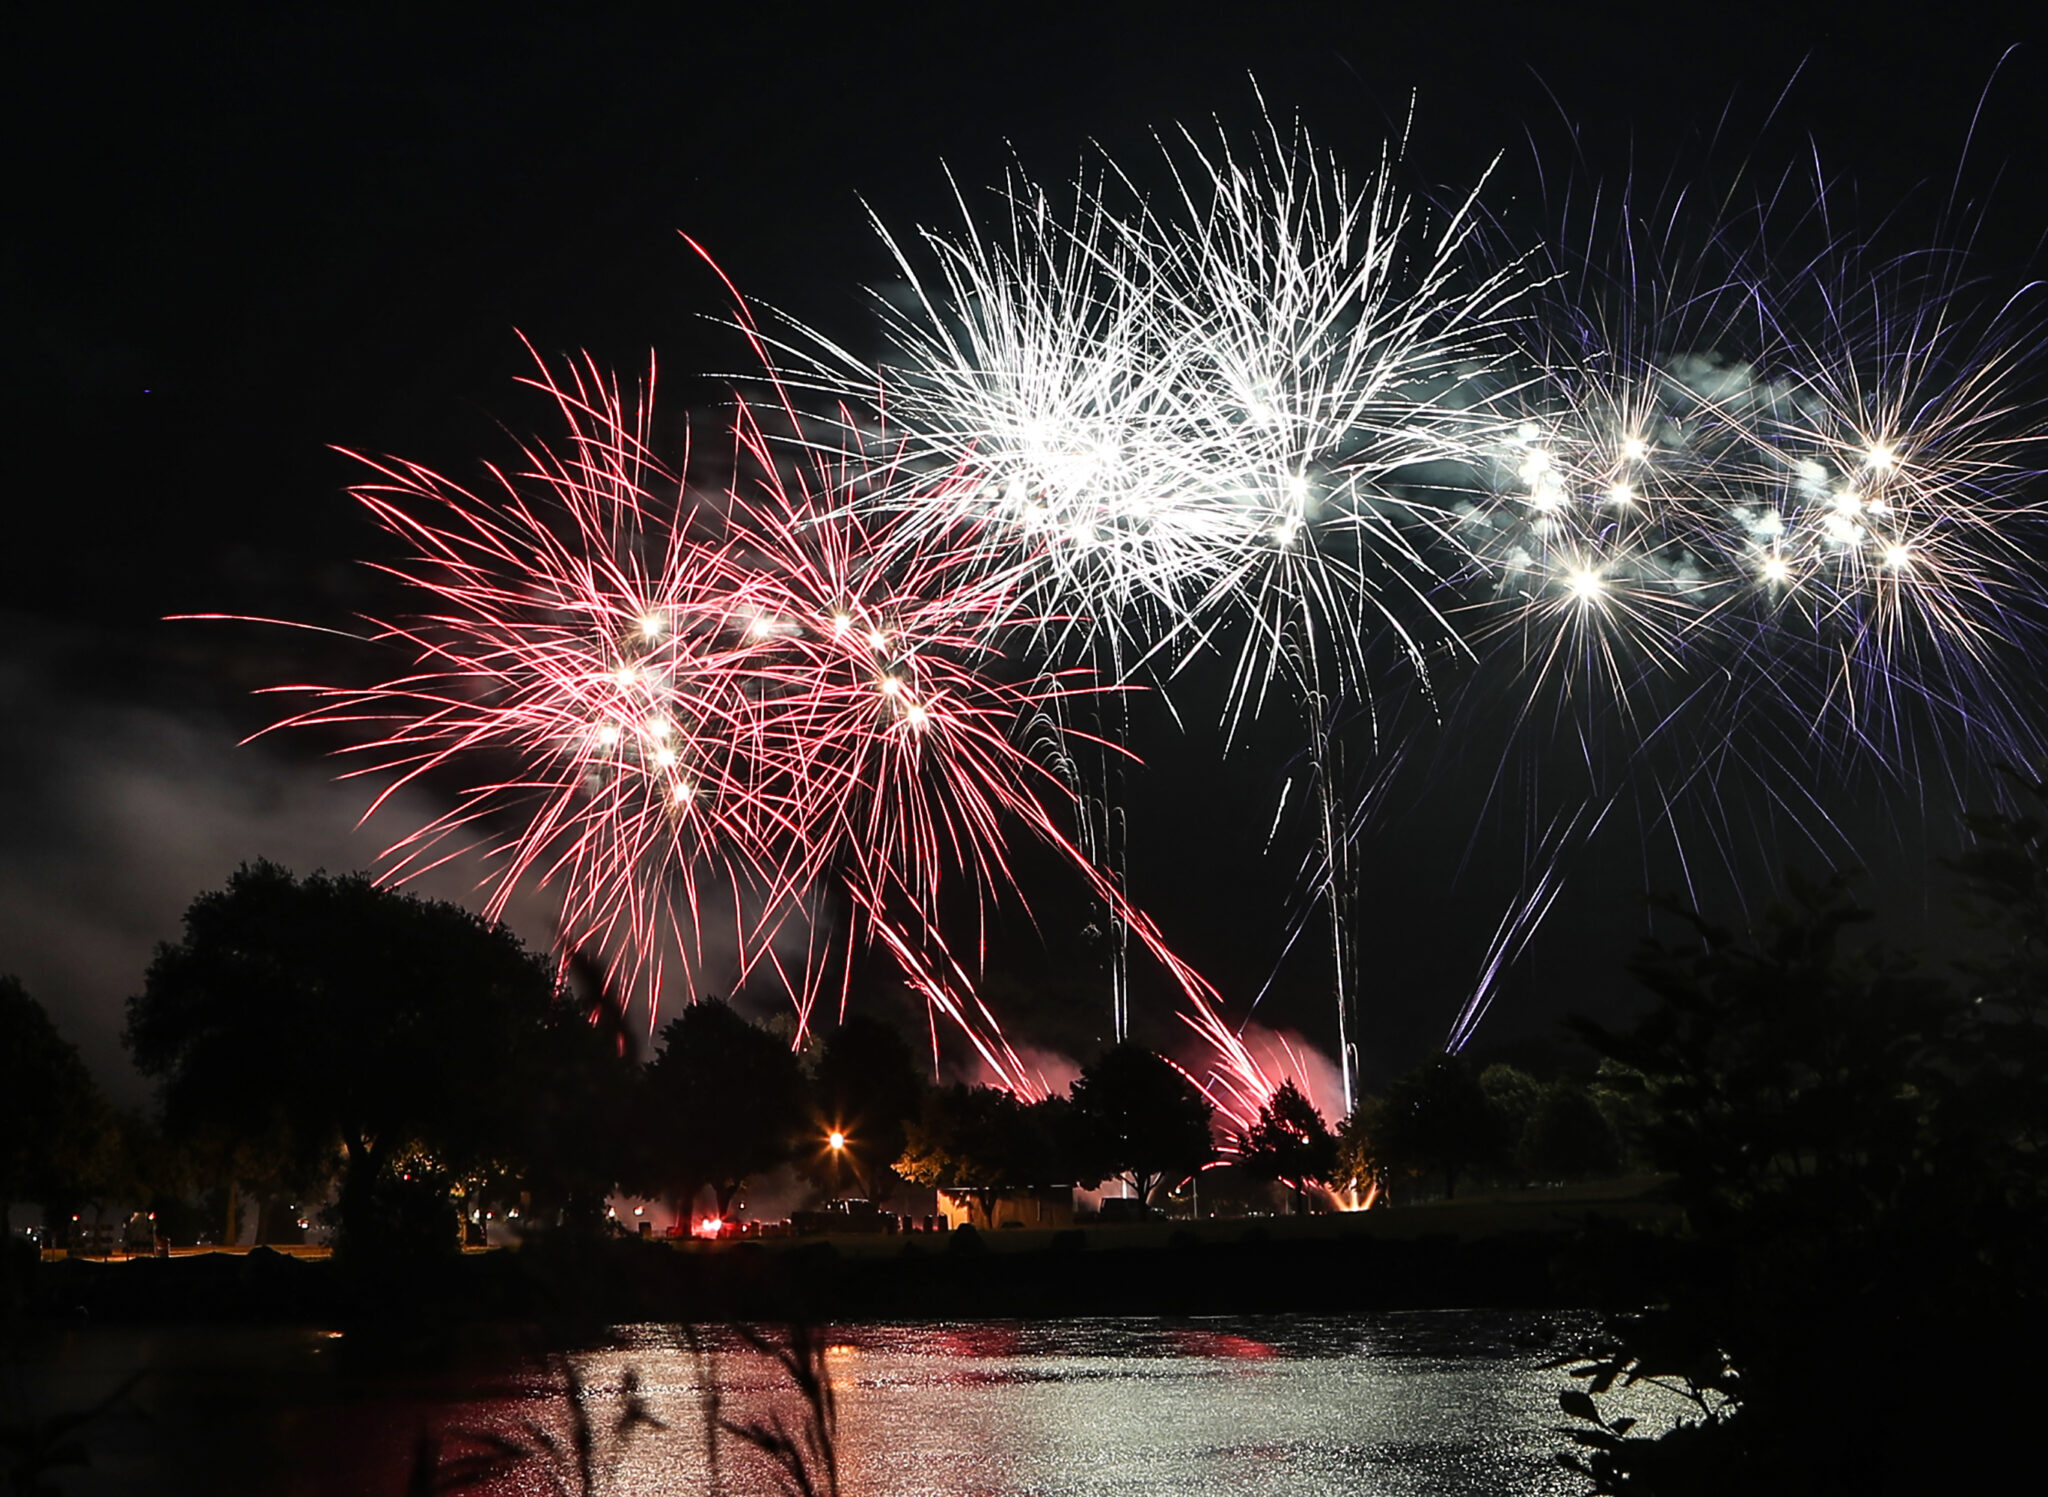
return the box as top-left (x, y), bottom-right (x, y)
top-left (6, 1312), bottom-right (1680, 1494)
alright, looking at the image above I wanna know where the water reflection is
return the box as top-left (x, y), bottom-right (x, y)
top-left (7, 1312), bottom-right (1677, 1495)
top-left (557, 1313), bottom-right (1641, 1496)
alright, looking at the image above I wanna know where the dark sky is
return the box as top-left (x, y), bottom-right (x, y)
top-left (7, 3), bottom-right (2045, 1104)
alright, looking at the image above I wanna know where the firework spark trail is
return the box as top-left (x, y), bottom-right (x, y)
top-left (252, 344), bottom-right (1230, 1079)
top-left (769, 110), bottom-right (1528, 1105)
top-left (1395, 153), bottom-right (2048, 1057)
top-left (239, 102), bottom-right (2048, 1118)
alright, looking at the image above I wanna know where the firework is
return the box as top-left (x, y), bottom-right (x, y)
top-left (257, 345), bottom-right (1182, 1083)
top-left (1422, 154), bottom-right (2048, 1050)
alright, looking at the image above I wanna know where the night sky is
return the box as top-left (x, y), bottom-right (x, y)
top-left (8, 4), bottom-right (2045, 1104)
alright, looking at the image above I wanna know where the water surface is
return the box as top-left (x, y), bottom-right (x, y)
top-left (10, 1312), bottom-right (1678, 1494)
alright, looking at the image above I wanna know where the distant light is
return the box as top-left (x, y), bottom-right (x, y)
top-left (828, 1131), bottom-right (846, 1151)
top-left (634, 1206), bottom-right (644, 1216)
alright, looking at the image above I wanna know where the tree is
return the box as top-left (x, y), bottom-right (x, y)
top-left (1067, 1043), bottom-right (1214, 1206)
top-left (1479, 1063), bottom-right (1544, 1156)
top-left (0, 975), bottom-right (112, 1236)
top-left (504, 974), bottom-right (642, 1234)
top-left (1333, 1104), bottom-right (1385, 1203)
top-left (895, 1084), bottom-right (1064, 1222)
top-left (1236, 1080), bottom-right (1336, 1212)
top-left (127, 861), bottom-right (570, 1256)
top-left (635, 997), bottom-right (805, 1223)
top-left (1369, 1053), bottom-right (1506, 1200)
top-left (1556, 866), bottom-right (2048, 1491)
top-left (806, 1014), bottom-right (925, 1205)
top-left (1517, 1079), bottom-right (1621, 1182)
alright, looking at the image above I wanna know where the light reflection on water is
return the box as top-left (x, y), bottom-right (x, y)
top-left (555, 1312), bottom-right (1659, 1496)
top-left (7, 1311), bottom-right (1680, 1494)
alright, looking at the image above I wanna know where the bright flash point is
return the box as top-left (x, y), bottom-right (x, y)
top-left (880, 676), bottom-right (904, 697)
top-left (1885, 544), bottom-right (1913, 569)
top-left (672, 780), bottom-right (693, 804)
top-left (1570, 570), bottom-right (1603, 600)
top-left (613, 666), bottom-right (637, 688)
top-left (596, 723), bottom-right (621, 748)
top-left (652, 747), bottom-right (677, 769)
top-left (906, 703), bottom-right (929, 727)
top-left (1621, 436), bottom-right (1649, 462)
top-left (831, 613), bottom-right (851, 634)
top-left (639, 613), bottom-right (665, 639)
top-left (867, 629), bottom-right (888, 651)
top-left (828, 1130), bottom-right (846, 1150)
top-left (1607, 482), bottom-right (1634, 504)
top-left (1763, 557), bottom-right (1791, 583)
top-left (1866, 442), bottom-right (1897, 470)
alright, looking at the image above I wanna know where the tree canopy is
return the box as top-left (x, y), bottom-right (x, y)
top-left (0, 975), bottom-right (111, 1229)
top-left (1237, 1079), bottom-right (1335, 1211)
top-left (807, 1013), bottom-right (925, 1204)
top-left (633, 997), bottom-right (806, 1221)
top-left (1557, 859), bottom-right (2048, 1491)
top-left (895, 1083), bottom-right (1066, 1220)
top-left (1366, 1054), bottom-right (1506, 1200)
top-left (1068, 1043), bottom-right (1214, 1206)
top-left (126, 861), bottom-right (580, 1254)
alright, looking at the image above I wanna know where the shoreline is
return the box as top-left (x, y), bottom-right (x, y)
top-left (11, 1184), bottom-right (1678, 1330)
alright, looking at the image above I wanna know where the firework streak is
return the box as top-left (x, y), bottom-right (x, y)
top-left (235, 106), bottom-right (2047, 1133)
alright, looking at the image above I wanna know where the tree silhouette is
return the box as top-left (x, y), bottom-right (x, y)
top-left (1068, 1043), bottom-right (1214, 1206)
top-left (1, 975), bottom-right (110, 1236)
top-left (1237, 1079), bottom-right (1335, 1212)
top-left (635, 997), bottom-right (805, 1223)
top-left (1369, 1054), bottom-right (1505, 1200)
top-left (1558, 863), bottom-right (2048, 1490)
top-left (127, 861), bottom-right (571, 1256)
top-left (895, 1084), bottom-right (1064, 1223)
top-left (806, 1014), bottom-right (925, 1204)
